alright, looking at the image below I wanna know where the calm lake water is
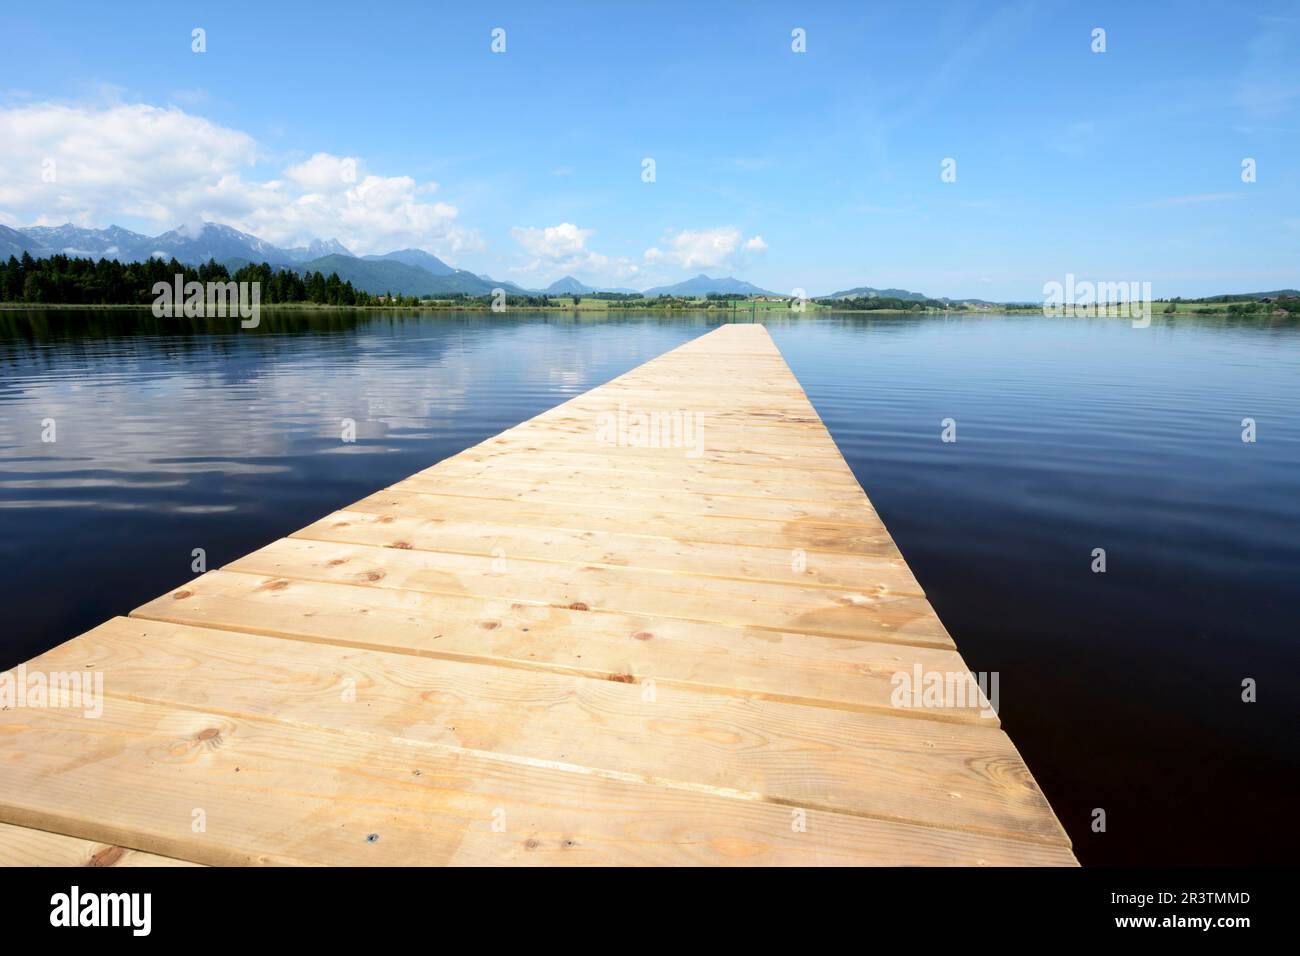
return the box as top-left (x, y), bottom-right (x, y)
top-left (1, 308), bottom-right (1296, 866)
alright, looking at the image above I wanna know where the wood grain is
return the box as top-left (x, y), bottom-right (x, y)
top-left (0, 821), bottom-right (200, 867)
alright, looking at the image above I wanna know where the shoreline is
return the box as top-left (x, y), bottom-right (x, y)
top-left (0, 302), bottom-right (1285, 317)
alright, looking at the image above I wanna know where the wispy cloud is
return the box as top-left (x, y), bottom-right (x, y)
top-left (1237, 16), bottom-right (1300, 119)
top-left (1050, 121), bottom-right (1098, 156)
top-left (166, 88), bottom-right (210, 108)
top-left (1142, 193), bottom-right (1241, 208)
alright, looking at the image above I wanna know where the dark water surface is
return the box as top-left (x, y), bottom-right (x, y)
top-left (1, 309), bottom-right (1296, 865)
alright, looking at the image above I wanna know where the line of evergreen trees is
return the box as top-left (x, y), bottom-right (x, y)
top-left (0, 253), bottom-right (384, 306)
top-left (1219, 298), bottom-right (1300, 316)
top-left (813, 295), bottom-right (945, 311)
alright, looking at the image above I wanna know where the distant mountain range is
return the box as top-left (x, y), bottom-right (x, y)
top-left (541, 275), bottom-right (641, 295)
top-left (15, 222), bottom-right (296, 267)
top-left (824, 285), bottom-right (935, 301)
top-left (305, 254), bottom-right (533, 297)
top-left (362, 248), bottom-right (455, 276)
top-left (545, 275), bottom-right (594, 294)
top-left (825, 286), bottom-right (1015, 306)
top-left (0, 225), bottom-right (39, 259)
top-left (0, 222), bottom-right (539, 296)
top-left (643, 274), bottom-right (776, 297)
top-left (7, 223), bottom-right (1288, 302)
top-left (1195, 289), bottom-right (1299, 302)
top-left (0, 222), bottom-right (758, 298)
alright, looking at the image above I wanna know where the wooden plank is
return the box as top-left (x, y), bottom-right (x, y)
top-left (21, 618), bottom-right (1063, 843)
top-left (418, 455), bottom-right (873, 502)
top-left (442, 444), bottom-right (867, 484)
top-left (0, 694), bottom-right (1074, 866)
top-left (393, 475), bottom-right (882, 526)
top-left (463, 435), bottom-right (854, 470)
top-left (291, 510), bottom-right (922, 593)
top-left (346, 489), bottom-right (902, 556)
top-left (132, 570), bottom-right (965, 711)
top-left (221, 537), bottom-right (946, 643)
top-left (0, 821), bottom-right (200, 867)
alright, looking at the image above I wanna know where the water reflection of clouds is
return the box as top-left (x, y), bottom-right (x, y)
top-left (0, 498), bottom-right (239, 514)
top-left (0, 316), bottom-right (686, 515)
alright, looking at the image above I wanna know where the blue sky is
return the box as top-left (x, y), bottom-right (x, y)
top-left (1, 0), bottom-right (1298, 298)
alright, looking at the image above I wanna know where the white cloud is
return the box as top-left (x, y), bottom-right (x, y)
top-left (644, 226), bottom-right (767, 271)
top-left (238, 166), bottom-right (478, 256)
top-left (510, 222), bottom-right (593, 259)
top-left (509, 221), bottom-right (638, 283)
top-left (0, 102), bottom-right (256, 225)
top-left (0, 101), bottom-right (481, 256)
top-left (283, 153), bottom-right (362, 193)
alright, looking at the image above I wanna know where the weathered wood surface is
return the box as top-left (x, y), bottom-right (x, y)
top-left (0, 323), bottom-right (1073, 866)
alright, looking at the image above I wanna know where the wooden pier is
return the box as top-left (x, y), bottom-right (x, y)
top-left (0, 323), bottom-right (1074, 865)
